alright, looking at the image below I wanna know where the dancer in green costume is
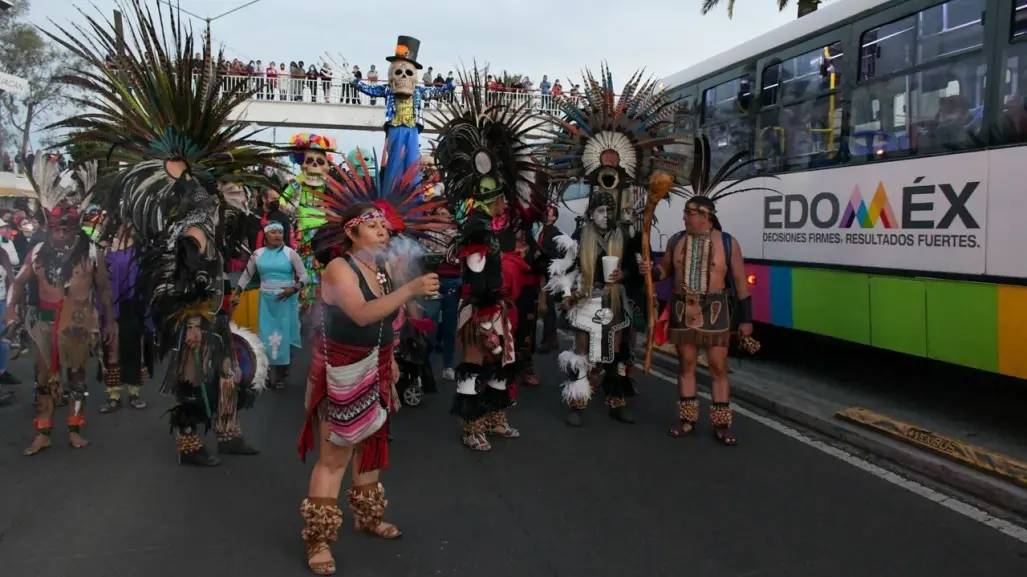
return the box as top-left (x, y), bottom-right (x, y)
top-left (281, 133), bottom-right (336, 310)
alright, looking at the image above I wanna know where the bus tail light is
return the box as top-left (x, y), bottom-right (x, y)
top-left (746, 273), bottom-right (757, 286)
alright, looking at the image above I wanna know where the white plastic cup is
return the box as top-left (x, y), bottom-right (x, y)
top-left (602, 256), bottom-right (620, 282)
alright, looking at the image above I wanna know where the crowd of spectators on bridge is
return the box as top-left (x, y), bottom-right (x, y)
top-left (203, 56), bottom-right (582, 109)
top-left (103, 51), bottom-right (584, 110)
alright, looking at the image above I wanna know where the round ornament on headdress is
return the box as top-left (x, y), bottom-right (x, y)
top-left (474, 150), bottom-right (493, 174)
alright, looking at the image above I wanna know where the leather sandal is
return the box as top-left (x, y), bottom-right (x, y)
top-left (463, 432), bottom-right (491, 451)
top-left (305, 541), bottom-right (336, 575)
top-left (355, 519), bottom-right (402, 539)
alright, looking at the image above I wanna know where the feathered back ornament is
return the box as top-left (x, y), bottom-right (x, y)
top-left (43, 1), bottom-right (283, 241)
top-left (427, 65), bottom-right (551, 227)
top-left (44, 1), bottom-right (282, 185)
top-left (545, 64), bottom-right (693, 202)
top-left (304, 149), bottom-right (452, 250)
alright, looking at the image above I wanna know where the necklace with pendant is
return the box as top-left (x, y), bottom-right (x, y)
top-left (352, 255), bottom-right (391, 295)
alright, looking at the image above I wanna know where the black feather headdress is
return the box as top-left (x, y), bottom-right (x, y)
top-left (544, 65), bottom-right (693, 204)
top-left (680, 134), bottom-right (777, 202)
top-left (426, 65), bottom-right (551, 227)
top-left (42, 0), bottom-right (283, 237)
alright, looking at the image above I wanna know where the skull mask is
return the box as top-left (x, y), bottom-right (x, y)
top-left (301, 150), bottom-right (329, 187)
top-left (389, 60), bottom-right (417, 96)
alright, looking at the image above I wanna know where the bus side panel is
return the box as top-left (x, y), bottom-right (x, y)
top-left (791, 268), bottom-right (870, 345)
top-left (768, 265), bottom-right (793, 328)
top-left (868, 276), bottom-right (927, 358)
top-left (924, 281), bottom-right (997, 373)
top-left (745, 263), bottom-right (771, 324)
top-left (997, 285), bottom-right (1027, 379)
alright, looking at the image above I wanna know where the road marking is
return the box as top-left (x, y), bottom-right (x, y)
top-left (645, 366), bottom-right (1027, 544)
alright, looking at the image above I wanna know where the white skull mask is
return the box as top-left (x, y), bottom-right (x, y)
top-left (388, 60), bottom-right (417, 96)
top-left (301, 150), bottom-right (329, 187)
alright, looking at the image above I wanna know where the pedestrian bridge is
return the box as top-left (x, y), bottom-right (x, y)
top-left (218, 74), bottom-right (569, 135)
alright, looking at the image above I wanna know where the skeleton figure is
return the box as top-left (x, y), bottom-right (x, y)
top-left (280, 133), bottom-right (337, 310)
top-left (350, 35), bottom-right (454, 196)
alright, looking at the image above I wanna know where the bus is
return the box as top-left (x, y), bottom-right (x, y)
top-left (556, 0), bottom-right (1027, 379)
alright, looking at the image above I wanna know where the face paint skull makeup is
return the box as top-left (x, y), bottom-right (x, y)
top-left (591, 206), bottom-right (609, 229)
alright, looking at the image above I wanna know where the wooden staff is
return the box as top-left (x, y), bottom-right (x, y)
top-left (643, 171), bottom-right (674, 374)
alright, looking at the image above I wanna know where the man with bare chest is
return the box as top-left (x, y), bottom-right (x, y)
top-left (6, 195), bottom-right (115, 456)
top-left (640, 196), bottom-right (753, 446)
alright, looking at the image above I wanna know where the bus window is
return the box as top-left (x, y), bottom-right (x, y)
top-left (762, 42), bottom-right (843, 107)
top-left (702, 75), bottom-right (753, 177)
top-left (1016, 0), bottom-right (1027, 38)
top-left (998, 0), bottom-right (1027, 142)
top-left (757, 42), bottom-right (844, 172)
top-left (852, 0), bottom-right (986, 158)
top-left (562, 181), bottom-right (590, 201)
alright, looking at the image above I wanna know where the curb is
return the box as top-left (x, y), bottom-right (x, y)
top-left (641, 348), bottom-right (1027, 518)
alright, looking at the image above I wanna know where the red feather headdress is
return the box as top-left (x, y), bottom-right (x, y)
top-left (304, 149), bottom-right (453, 249)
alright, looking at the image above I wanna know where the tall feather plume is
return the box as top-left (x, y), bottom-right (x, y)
top-left (543, 65), bottom-right (694, 206)
top-left (24, 152), bottom-right (71, 213)
top-left (42, 0), bottom-right (283, 186)
top-left (427, 63), bottom-right (552, 226)
top-left (676, 134), bottom-right (777, 203)
top-left (74, 160), bottom-right (99, 212)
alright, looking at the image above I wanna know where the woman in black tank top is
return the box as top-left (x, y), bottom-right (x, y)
top-left (299, 202), bottom-right (440, 575)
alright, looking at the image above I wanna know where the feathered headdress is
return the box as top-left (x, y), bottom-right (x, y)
top-left (676, 134), bottom-right (777, 229)
top-left (43, 1), bottom-right (283, 236)
top-left (24, 152), bottom-right (93, 227)
top-left (545, 65), bottom-right (692, 203)
top-left (305, 149), bottom-right (452, 250)
top-left (427, 66), bottom-right (551, 227)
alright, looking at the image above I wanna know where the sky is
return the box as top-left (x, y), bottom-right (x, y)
top-left (26, 0), bottom-right (800, 156)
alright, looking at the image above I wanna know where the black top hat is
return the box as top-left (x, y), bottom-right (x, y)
top-left (385, 35), bottom-right (422, 70)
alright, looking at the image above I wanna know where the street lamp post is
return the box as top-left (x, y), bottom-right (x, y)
top-left (155, 0), bottom-right (268, 26)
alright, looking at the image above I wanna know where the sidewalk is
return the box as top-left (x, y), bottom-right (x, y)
top-left (635, 328), bottom-right (1027, 518)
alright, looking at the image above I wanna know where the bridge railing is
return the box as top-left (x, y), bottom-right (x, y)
top-left (202, 74), bottom-right (581, 114)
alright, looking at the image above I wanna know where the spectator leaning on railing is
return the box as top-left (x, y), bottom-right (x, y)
top-left (208, 61), bottom-right (596, 113)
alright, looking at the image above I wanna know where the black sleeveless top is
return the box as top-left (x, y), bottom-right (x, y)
top-left (322, 255), bottom-right (396, 347)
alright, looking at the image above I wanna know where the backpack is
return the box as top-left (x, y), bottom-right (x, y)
top-left (664, 230), bottom-right (740, 330)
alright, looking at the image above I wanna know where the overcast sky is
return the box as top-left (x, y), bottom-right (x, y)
top-left (28, 0), bottom-right (798, 158)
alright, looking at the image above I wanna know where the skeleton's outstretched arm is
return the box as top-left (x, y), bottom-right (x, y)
top-left (351, 80), bottom-right (390, 97)
top-left (417, 81), bottom-right (454, 100)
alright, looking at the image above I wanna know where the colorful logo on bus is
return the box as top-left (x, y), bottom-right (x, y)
top-left (840, 183), bottom-right (897, 229)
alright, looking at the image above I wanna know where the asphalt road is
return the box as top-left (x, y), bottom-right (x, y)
top-left (0, 346), bottom-right (1025, 577)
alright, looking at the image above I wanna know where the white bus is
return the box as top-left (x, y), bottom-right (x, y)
top-left (555, 0), bottom-right (1027, 379)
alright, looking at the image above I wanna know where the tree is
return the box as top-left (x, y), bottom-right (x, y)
top-left (700, 0), bottom-right (822, 19)
top-left (0, 0), bottom-right (80, 165)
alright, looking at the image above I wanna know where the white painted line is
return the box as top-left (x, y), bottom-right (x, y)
top-left (644, 366), bottom-right (1027, 544)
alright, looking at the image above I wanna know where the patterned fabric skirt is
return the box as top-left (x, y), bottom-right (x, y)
top-left (298, 331), bottom-right (394, 474)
